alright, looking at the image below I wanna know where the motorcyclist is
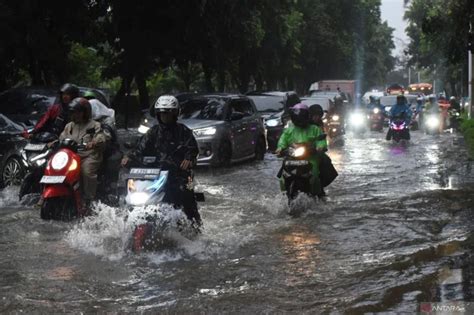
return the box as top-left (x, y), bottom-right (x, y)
top-left (83, 90), bottom-right (122, 192)
top-left (449, 96), bottom-right (461, 112)
top-left (415, 96), bottom-right (425, 127)
top-left (59, 97), bottom-right (108, 211)
top-left (83, 90), bottom-right (116, 127)
top-left (367, 96), bottom-right (383, 112)
top-left (121, 95), bottom-right (201, 225)
top-left (308, 104), bottom-right (325, 130)
top-left (276, 103), bottom-right (327, 198)
top-left (24, 83), bottom-right (79, 138)
top-left (386, 94), bottom-right (412, 141)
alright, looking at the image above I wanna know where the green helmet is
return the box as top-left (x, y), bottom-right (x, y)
top-left (83, 90), bottom-right (96, 99)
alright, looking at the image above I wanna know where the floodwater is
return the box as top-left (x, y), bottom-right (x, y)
top-left (0, 130), bottom-right (473, 313)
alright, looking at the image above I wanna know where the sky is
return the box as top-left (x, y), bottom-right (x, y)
top-left (380, 0), bottom-right (409, 57)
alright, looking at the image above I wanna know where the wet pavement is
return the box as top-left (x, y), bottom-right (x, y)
top-left (0, 129), bottom-right (473, 313)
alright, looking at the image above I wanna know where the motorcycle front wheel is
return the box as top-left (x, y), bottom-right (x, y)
top-left (40, 197), bottom-right (76, 221)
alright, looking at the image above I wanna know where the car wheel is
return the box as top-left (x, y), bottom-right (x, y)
top-left (217, 141), bottom-right (232, 167)
top-left (255, 136), bottom-right (266, 160)
top-left (2, 156), bottom-right (24, 187)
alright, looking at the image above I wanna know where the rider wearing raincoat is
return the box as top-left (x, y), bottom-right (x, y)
top-left (276, 103), bottom-right (327, 197)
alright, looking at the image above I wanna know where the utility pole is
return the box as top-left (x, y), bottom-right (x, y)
top-left (469, 22), bottom-right (473, 118)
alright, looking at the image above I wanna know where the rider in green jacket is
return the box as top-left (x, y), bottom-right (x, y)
top-left (276, 103), bottom-right (327, 197)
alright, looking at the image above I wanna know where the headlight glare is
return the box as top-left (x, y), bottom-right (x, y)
top-left (51, 151), bottom-right (69, 170)
top-left (193, 127), bottom-right (217, 137)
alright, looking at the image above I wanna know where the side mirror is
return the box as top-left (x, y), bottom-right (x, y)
top-left (230, 112), bottom-right (244, 121)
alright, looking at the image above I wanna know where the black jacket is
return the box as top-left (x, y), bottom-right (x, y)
top-left (131, 122), bottom-right (199, 168)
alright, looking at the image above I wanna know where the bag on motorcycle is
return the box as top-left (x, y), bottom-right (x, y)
top-left (319, 153), bottom-right (338, 187)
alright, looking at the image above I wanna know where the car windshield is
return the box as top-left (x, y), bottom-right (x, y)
top-left (248, 95), bottom-right (285, 112)
top-left (179, 98), bottom-right (226, 120)
top-left (380, 96), bottom-right (397, 106)
top-left (0, 114), bottom-right (23, 133)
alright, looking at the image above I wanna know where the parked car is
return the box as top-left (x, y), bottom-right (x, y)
top-left (0, 86), bottom-right (111, 130)
top-left (137, 93), bottom-right (266, 166)
top-left (0, 87), bottom-right (57, 128)
top-left (0, 114), bottom-right (28, 187)
top-left (246, 91), bottom-right (300, 151)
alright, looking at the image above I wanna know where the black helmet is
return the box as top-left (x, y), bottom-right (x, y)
top-left (290, 103), bottom-right (310, 128)
top-left (369, 96), bottom-right (376, 102)
top-left (59, 83), bottom-right (79, 99)
top-left (68, 97), bottom-right (92, 120)
top-left (309, 104), bottom-right (324, 117)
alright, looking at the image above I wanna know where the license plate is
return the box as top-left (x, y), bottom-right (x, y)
top-left (130, 168), bottom-right (161, 175)
top-left (285, 160), bottom-right (309, 166)
top-left (25, 143), bottom-right (46, 151)
top-left (40, 176), bottom-right (66, 184)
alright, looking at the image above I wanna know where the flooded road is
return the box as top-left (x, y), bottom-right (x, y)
top-left (1, 130), bottom-right (473, 313)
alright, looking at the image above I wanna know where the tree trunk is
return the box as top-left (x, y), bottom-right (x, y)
top-left (202, 62), bottom-right (214, 92)
top-left (136, 72), bottom-right (149, 110)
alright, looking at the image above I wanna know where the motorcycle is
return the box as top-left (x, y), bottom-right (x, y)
top-left (323, 112), bottom-right (345, 140)
top-left (39, 138), bottom-right (85, 220)
top-left (386, 114), bottom-right (410, 142)
top-left (277, 134), bottom-right (326, 208)
top-left (424, 112), bottom-right (441, 135)
top-left (124, 154), bottom-right (204, 252)
top-left (347, 109), bottom-right (368, 134)
top-left (448, 108), bottom-right (461, 131)
top-left (19, 132), bottom-right (58, 201)
top-left (368, 107), bottom-right (384, 131)
top-left (39, 130), bottom-right (120, 220)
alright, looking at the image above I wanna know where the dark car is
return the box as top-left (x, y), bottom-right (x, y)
top-left (246, 91), bottom-right (300, 151)
top-left (0, 114), bottom-right (28, 187)
top-left (0, 86), bottom-right (111, 130)
top-left (137, 93), bottom-right (266, 166)
top-left (0, 87), bottom-right (57, 128)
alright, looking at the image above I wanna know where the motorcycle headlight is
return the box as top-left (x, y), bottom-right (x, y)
top-left (350, 113), bottom-right (365, 126)
top-left (426, 116), bottom-right (439, 128)
top-left (138, 124), bottom-right (150, 134)
top-left (373, 108), bottom-right (380, 114)
top-left (292, 147), bottom-right (306, 158)
top-left (265, 119), bottom-right (281, 127)
top-left (129, 192), bottom-right (150, 206)
top-left (332, 115), bottom-right (340, 121)
top-left (51, 151), bottom-right (69, 170)
top-left (193, 127), bottom-right (217, 137)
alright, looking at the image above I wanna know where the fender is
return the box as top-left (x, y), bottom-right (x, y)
top-left (42, 185), bottom-right (73, 199)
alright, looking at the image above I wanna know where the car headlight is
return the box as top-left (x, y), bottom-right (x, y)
top-left (193, 127), bottom-right (217, 137)
top-left (51, 151), bottom-right (69, 170)
top-left (129, 192), bottom-right (150, 206)
top-left (332, 115), bottom-right (340, 121)
top-left (265, 119), bottom-right (281, 127)
top-left (373, 108), bottom-right (380, 114)
top-left (138, 125), bottom-right (150, 134)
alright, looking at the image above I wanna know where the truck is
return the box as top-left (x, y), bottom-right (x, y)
top-left (309, 80), bottom-right (358, 104)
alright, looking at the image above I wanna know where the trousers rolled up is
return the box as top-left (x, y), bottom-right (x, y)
top-left (80, 155), bottom-right (102, 200)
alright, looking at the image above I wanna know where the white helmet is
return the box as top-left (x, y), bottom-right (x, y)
top-left (155, 95), bottom-right (179, 113)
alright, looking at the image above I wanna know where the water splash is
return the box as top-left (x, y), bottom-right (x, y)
top-left (0, 185), bottom-right (21, 208)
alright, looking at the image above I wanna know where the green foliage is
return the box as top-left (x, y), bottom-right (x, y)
top-left (67, 43), bottom-right (105, 87)
top-left (461, 119), bottom-right (474, 159)
top-left (1, 0), bottom-right (396, 106)
top-left (404, 0), bottom-right (473, 95)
